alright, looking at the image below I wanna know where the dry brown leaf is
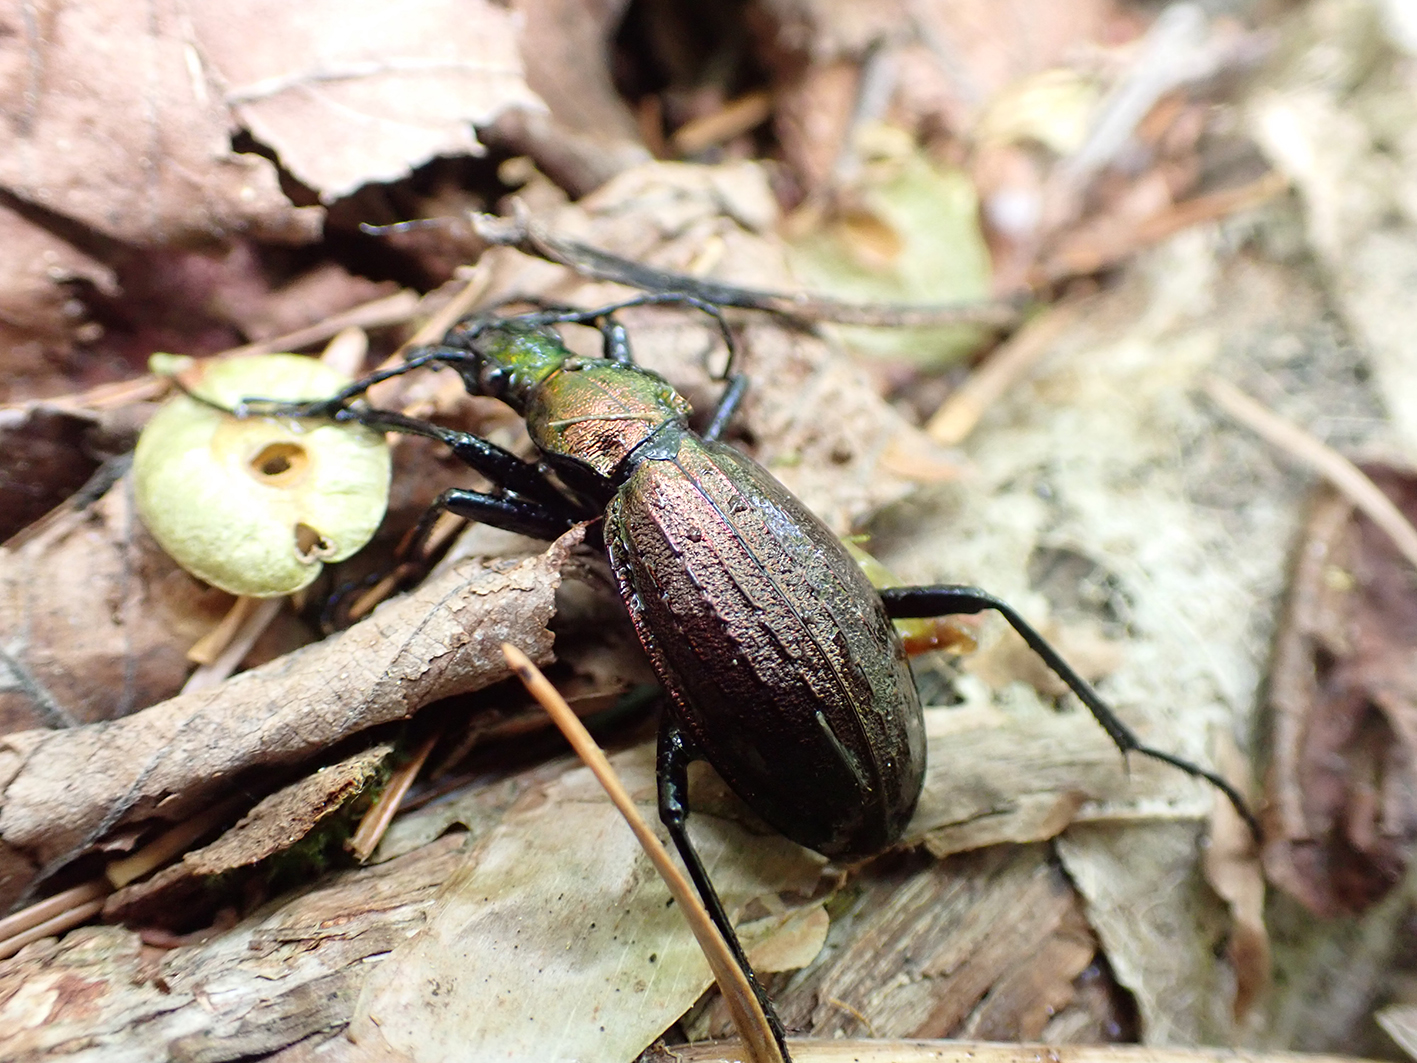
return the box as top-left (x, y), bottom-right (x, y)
top-left (0, 531), bottom-right (574, 910)
top-left (0, 476), bottom-right (229, 735)
top-left (0, 203), bottom-right (117, 403)
top-left (212, 262), bottom-right (402, 344)
top-left (193, 0), bottom-right (542, 201)
top-left (509, 0), bottom-right (641, 144)
top-left (0, 0), bottom-right (319, 246)
top-left (1264, 470), bottom-right (1417, 917)
top-left (1202, 733), bottom-right (1268, 1023)
top-left (103, 743), bottom-right (395, 927)
top-left (0, 408), bottom-right (109, 543)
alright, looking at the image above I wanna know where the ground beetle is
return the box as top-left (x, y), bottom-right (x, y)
top-left (246, 297), bottom-right (1256, 1060)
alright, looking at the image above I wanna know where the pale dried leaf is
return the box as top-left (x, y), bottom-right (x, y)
top-left (0, 478), bottom-right (227, 735)
top-left (194, 0), bottom-right (543, 199)
top-left (348, 741), bottom-right (825, 1063)
top-left (1057, 822), bottom-right (1220, 1046)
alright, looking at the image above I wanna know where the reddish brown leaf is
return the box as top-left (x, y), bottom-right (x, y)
top-left (1264, 467), bottom-right (1417, 916)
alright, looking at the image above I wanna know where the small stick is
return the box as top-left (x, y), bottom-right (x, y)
top-left (182, 598), bottom-right (284, 693)
top-left (666, 1039), bottom-right (1375, 1063)
top-left (347, 731), bottom-right (441, 861)
top-left (926, 299), bottom-right (1086, 445)
top-left (502, 643), bottom-right (786, 1063)
top-left (220, 290), bottom-right (421, 360)
top-left (187, 596), bottom-right (259, 666)
top-left (672, 90), bottom-right (773, 155)
top-left (474, 210), bottom-right (1023, 330)
top-left (105, 795), bottom-right (249, 889)
top-left (0, 796), bottom-right (247, 959)
top-left (1204, 377), bottom-right (1417, 573)
top-left (0, 879), bottom-right (110, 958)
top-left (0, 896), bottom-right (108, 961)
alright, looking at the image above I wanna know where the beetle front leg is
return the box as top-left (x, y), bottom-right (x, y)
top-left (878, 584), bottom-right (1260, 839)
top-left (657, 717), bottom-right (794, 1061)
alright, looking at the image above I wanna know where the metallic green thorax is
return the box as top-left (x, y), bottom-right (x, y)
top-left (466, 321), bottom-right (693, 481)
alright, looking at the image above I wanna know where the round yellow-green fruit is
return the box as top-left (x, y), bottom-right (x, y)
top-left (134, 354), bottom-right (391, 597)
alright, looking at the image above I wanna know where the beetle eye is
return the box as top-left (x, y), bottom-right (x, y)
top-left (479, 364), bottom-right (507, 394)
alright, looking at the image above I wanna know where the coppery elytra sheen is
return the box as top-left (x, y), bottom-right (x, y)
top-left (444, 316), bottom-right (927, 858)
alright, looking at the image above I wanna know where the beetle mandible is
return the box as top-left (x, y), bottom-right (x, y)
top-left (245, 295), bottom-right (1256, 1060)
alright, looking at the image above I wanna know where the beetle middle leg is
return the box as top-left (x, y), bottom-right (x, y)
top-left (878, 584), bottom-right (1260, 838)
top-left (657, 714), bottom-right (795, 1060)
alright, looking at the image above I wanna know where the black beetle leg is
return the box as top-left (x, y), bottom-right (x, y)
top-left (702, 375), bottom-right (750, 443)
top-left (657, 717), bottom-right (794, 1061)
top-left (332, 406), bottom-right (583, 519)
top-left (435, 488), bottom-right (578, 540)
top-left (878, 584), bottom-right (1261, 841)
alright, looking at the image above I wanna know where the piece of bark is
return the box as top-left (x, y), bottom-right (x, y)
top-left (0, 832), bottom-right (466, 1062)
top-left (104, 743), bottom-right (395, 927)
top-left (0, 531), bottom-right (575, 911)
top-left (694, 845), bottom-right (1101, 1042)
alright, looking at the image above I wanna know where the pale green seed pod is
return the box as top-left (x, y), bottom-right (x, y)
top-left (134, 354), bottom-right (391, 597)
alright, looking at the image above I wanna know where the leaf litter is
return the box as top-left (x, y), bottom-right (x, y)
top-left (4, 0), bottom-right (1417, 1060)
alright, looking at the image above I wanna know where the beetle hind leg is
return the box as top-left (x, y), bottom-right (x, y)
top-left (657, 717), bottom-right (795, 1061)
top-left (878, 584), bottom-right (1260, 840)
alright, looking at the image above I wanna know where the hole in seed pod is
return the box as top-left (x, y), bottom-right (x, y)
top-left (250, 441), bottom-right (308, 483)
top-left (293, 521), bottom-right (333, 562)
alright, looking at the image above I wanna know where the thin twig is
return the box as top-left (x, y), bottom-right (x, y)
top-left (0, 879), bottom-right (109, 959)
top-left (187, 596), bottom-right (259, 666)
top-left (219, 289), bottom-right (422, 360)
top-left (0, 795), bottom-right (247, 959)
top-left (473, 210), bottom-right (1024, 329)
top-left (1203, 377), bottom-right (1417, 573)
top-left (502, 644), bottom-right (785, 1063)
top-left (0, 896), bottom-right (107, 961)
top-left (105, 796), bottom-right (249, 889)
top-left (348, 731), bottom-right (441, 862)
top-left (667, 1039), bottom-right (1375, 1063)
top-left (672, 91), bottom-right (773, 155)
top-left (926, 299), bottom-right (1086, 445)
top-left (181, 598), bottom-right (284, 693)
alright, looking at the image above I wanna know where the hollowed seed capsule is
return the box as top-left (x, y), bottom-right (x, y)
top-left (133, 354), bottom-right (391, 596)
